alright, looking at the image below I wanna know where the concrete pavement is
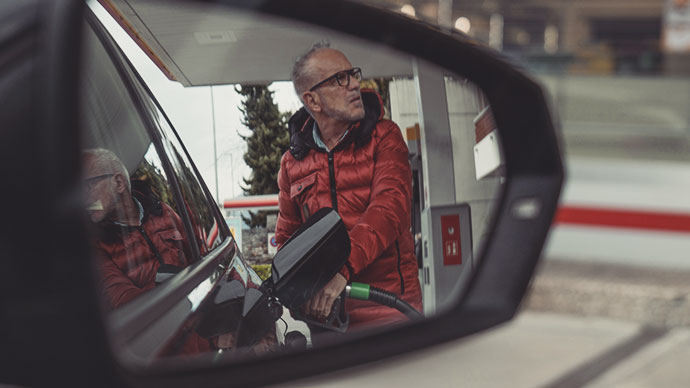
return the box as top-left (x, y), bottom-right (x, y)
top-left (276, 312), bottom-right (688, 388)
top-left (526, 260), bottom-right (690, 327)
top-left (275, 260), bottom-right (690, 387)
top-left (585, 328), bottom-right (690, 388)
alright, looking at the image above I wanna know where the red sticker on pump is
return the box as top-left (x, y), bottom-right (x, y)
top-left (441, 214), bottom-right (461, 265)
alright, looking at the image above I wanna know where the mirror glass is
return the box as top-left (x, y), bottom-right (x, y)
top-left (80, 0), bottom-right (505, 366)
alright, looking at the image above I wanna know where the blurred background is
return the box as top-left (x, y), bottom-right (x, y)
top-left (278, 3), bottom-right (690, 385)
top-left (351, 0), bottom-right (690, 328)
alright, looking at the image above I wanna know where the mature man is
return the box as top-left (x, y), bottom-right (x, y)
top-left (83, 149), bottom-right (275, 355)
top-left (275, 44), bottom-right (422, 329)
top-left (82, 148), bottom-right (192, 309)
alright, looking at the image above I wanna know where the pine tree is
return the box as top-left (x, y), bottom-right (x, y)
top-left (236, 85), bottom-right (291, 228)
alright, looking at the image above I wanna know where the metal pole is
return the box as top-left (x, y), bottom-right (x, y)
top-left (211, 85), bottom-right (219, 203)
top-left (229, 152), bottom-right (234, 198)
top-left (438, 0), bottom-right (453, 31)
top-left (489, 14), bottom-right (504, 51)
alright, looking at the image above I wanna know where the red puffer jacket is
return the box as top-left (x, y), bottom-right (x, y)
top-left (276, 90), bottom-right (422, 328)
top-left (95, 187), bottom-right (192, 309)
top-left (95, 187), bottom-right (211, 356)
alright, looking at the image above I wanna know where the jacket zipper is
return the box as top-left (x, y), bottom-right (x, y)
top-left (138, 226), bottom-right (165, 265)
top-left (396, 240), bottom-right (405, 294)
top-left (328, 151), bottom-right (338, 212)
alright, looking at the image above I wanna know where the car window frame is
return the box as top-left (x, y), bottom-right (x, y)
top-left (150, 102), bottom-right (229, 256)
top-left (85, 15), bottom-right (201, 261)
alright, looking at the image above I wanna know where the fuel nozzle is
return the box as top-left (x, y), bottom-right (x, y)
top-left (346, 282), bottom-right (423, 320)
top-left (291, 292), bottom-right (350, 333)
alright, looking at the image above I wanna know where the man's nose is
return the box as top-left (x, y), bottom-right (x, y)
top-left (348, 74), bottom-right (360, 90)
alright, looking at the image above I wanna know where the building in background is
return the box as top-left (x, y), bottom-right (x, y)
top-left (363, 0), bottom-right (690, 75)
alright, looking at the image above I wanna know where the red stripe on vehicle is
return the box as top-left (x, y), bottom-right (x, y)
top-left (223, 198), bottom-right (690, 233)
top-left (206, 219), bottom-right (218, 247)
top-left (555, 206), bottom-right (690, 233)
top-left (223, 197), bottom-right (279, 209)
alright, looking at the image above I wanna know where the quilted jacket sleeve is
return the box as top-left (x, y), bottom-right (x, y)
top-left (99, 250), bottom-right (155, 309)
top-left (275, 152), bottom-right (302, 248)
top-left (342, 120), bottom-right (412, 279)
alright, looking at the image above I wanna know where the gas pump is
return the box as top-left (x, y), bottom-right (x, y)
top-left (390, 60), bottom-right (504, 316)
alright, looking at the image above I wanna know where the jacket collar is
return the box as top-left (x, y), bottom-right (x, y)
top-left (287, 89), bottom-right (384, 160)
top-left (95, 180), bottom-right (164, 243)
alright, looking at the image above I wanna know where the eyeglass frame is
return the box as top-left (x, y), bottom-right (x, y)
top-left (83, 173), bottom-right (115, 191)
top-left (308, 67), bottom-right (362, 92)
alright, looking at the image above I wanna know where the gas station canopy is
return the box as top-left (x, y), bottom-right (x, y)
top-left (100, 0), bottom-right (415, 86)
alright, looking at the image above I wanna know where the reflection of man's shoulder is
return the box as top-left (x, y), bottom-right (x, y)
top-left (280, 147), bottom-right (310, 170)
top-left (373, 119), bottom-right (403, 141)
top-left (158, 203), bottom-right (182, 223)
top-left (158, 202), bottom-right (175, 215)
top-left (376, 118), bottom-right (399, 130)
top-left (280, 149), bottom-right (295, 164)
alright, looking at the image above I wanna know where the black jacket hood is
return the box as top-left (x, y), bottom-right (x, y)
top-left (287, 89), bottom-right (385, 160)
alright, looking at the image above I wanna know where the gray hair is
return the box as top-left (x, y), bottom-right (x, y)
top-left (291, 41), bottom-right (331, 103)
top-left (82, 148), bottom-right (131, 192)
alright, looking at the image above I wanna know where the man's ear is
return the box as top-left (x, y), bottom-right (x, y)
top-left (302, 91), bottom-right (321, 113)
top-left (113, 173), bottom-right (128, 194)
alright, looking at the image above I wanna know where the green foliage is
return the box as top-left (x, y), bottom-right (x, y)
top-left (168, 146), bottom-right (216, 240)
top-left (236, 85), bottom-right (291, 228)
top-left (131, 158), bottom-right (176, 211)
top-left (251, 264), bottom-right (272, 281)
top-left (132, 150), bottom-right (216, 251)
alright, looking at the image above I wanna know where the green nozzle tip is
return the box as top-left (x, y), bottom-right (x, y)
top-left (349, 282), bottom-right (370, 300)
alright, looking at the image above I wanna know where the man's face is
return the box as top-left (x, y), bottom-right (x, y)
top-left (308, 49), bottom-right (365, 123)
top-left (82, 160), bottom-right (118, 223)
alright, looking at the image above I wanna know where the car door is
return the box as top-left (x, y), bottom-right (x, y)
top-left (81, 5), bottom-right (276, 361)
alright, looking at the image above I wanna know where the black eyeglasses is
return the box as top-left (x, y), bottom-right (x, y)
top-left (309, 67), bottom-right (362, 91)
top-left (83, 174), bottom-right (114, 191)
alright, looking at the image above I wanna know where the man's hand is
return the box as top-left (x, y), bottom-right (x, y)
top-left (304, 273), bottom-right (347, 320)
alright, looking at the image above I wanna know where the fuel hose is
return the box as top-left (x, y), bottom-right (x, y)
top-left (346, 282), bottom-right (423, 320)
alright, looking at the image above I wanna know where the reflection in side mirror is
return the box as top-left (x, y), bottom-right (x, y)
top-left (0, 0), bottom-right (565, 383)
top-left (88, 0), bottom-right (507, 369)
top-left (195, 280), bottom-right (245, 339)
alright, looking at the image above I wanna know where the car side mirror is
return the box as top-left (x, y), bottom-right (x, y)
top-left (0, 0), bottom-right (563, 386)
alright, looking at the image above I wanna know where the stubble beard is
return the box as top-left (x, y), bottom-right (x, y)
top-left (322, 98), bottom-right (365, 123)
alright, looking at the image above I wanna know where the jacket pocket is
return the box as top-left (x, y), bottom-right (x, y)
top-left (158, 229), bottom-right (187, 266)
top-left (290, 173), bottom-right (317, 199)
top-left (159, 229), bottom-right (184, 242)
top-left (290, 173), bottom-right (317, 221)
